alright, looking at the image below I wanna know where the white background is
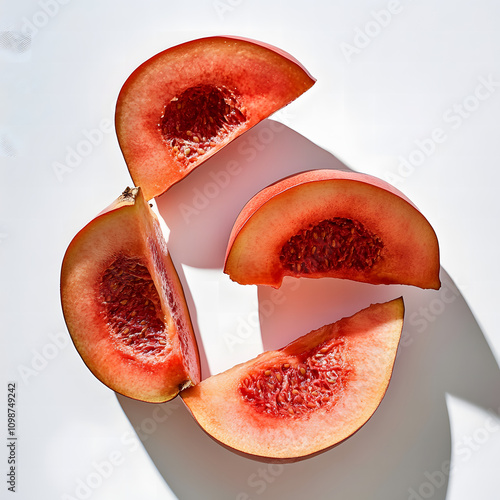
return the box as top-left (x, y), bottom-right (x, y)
top-left (1, 1), bottom-right (500, 499)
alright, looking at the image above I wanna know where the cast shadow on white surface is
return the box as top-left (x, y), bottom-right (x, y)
top-left (118, 121), bottom-right (500, 500)
top-left (155, 119), bottom-right (352, 270)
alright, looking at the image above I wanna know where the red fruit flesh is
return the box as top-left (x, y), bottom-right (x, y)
top-left (224, 169), bottom-right (441, 289)
top-left (100, 255), bottom-right (167, 355)
top-left (181, 298), bottom-right (404, 462)
top-left (115, 36), bottom-right (316, 200)
top-left (61, 187), bottom-right (200, 403)
top-left (239, 335), bottom-right (353, 418)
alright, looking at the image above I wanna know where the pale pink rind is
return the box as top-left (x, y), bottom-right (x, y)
top-left (181, 298), bottom-right (404, 462)
top-left (60, 188), bottom-right (200, 403)
top-left (115, 36), bottom-right (316, 200)
top-left (224, 169), bottom-right (440, 290)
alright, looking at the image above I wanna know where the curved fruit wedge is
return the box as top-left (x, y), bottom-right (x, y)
top-left (115, 36), bottom-right (316, 200)
top-left (182, 298), bottom-right (404, 462)
top-left (224, 169), bottom-right (440, 289)
top-left (61, 187), bottom-right (200, 403)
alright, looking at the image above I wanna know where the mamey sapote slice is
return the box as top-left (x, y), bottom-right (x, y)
top-left (182, 298), bottom-right (404, 462)
top-left (224, 169), bottom-right (440, 289)
top-left (115, 36), bottom-right (315, 200)
top-left (61, 187), bottom-right (200, 403)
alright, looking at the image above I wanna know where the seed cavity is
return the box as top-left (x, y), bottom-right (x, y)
top-left (280, 218), bottom-right (383, 275)
top-left (239, 338), bottom-right (352, 418)
top-left (159, 84), bottom-right (247, 167)
top-left (99, 255), bottom-right (167, 356)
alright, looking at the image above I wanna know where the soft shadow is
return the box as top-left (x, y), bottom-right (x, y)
top-left (167, 255), bottom-right (211, 382)
top-left (118, 120), bottom-right (500, 500)
top-left (257, 270), bottom-right (500, 499)
top-left (156, 119), bottom-right (349, 269)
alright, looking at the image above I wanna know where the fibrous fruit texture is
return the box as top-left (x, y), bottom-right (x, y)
top-left (181, 298), bottom-right (404, 462)
top-left (224, 169), bottom-right (441, 289)
top-left (115, 36), bottom-right (315, 200)
top-left (60, 187), bottom-right (200, 403)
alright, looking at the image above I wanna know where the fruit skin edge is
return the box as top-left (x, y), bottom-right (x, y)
top-left (60, 187), bottom-right (201, 404)
top-left (224, 169), bottom-right (441, 291)
top-left (181, 298), bottom-right (405, 463)
top-left (115, 35), bottom-right (316, 200)
top-left (64, 36), bottom-right (435, 464)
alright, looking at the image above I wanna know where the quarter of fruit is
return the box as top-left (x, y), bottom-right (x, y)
top-left (181, 298), bottom-right (404, 462)
top-left (115, 36), bottom-right (316, 200)
top-left (60, 187), bottom-right (200, 403)
top-left (224, 169), bottom-right (440, 289)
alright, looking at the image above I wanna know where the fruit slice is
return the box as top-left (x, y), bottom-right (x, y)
top-left (115, 36), bottom-right (316, 200)
top-left (224, 169), bottom-right (440, 289)
top-left (182, 298), bottom-right (404, 462)
top-left (60, 187), bottom-right (200, 403)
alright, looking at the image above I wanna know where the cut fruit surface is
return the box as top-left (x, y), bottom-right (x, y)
top-left (181, 298), bottom-right (404, 462)
top-left (224, 169), bottom-right (440, 289)
top-left (60, 187), bottom-right (200, 403)
top-left (115, 36), bottom-right (315, 199)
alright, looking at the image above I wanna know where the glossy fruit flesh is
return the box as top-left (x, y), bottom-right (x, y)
top-left (181, 298), bottom-right (404, 462)
top-left (159, 84), bottom-right (246, 167)
top-left (280, 217), bottom-right (384, 275)
top-left (224, 169), bottom-right (440, 289)
top-left (61, 187), bottom-right (200, 403)
top-left (100, 255), bottom-right (166, 355)
top-left (239, 336), bottom-right (352, 418)
top-left (115, 36), bottom-right (315, 200)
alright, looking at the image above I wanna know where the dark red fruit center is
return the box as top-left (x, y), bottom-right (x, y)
top-left (159, 84), bottom-right (246, 166)
top-left (100, 255), bottom-right (167, 356)
top-left (280, 218), bottom-right (383, 274)
top-left (239, 338), bottom-right (353, 417)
